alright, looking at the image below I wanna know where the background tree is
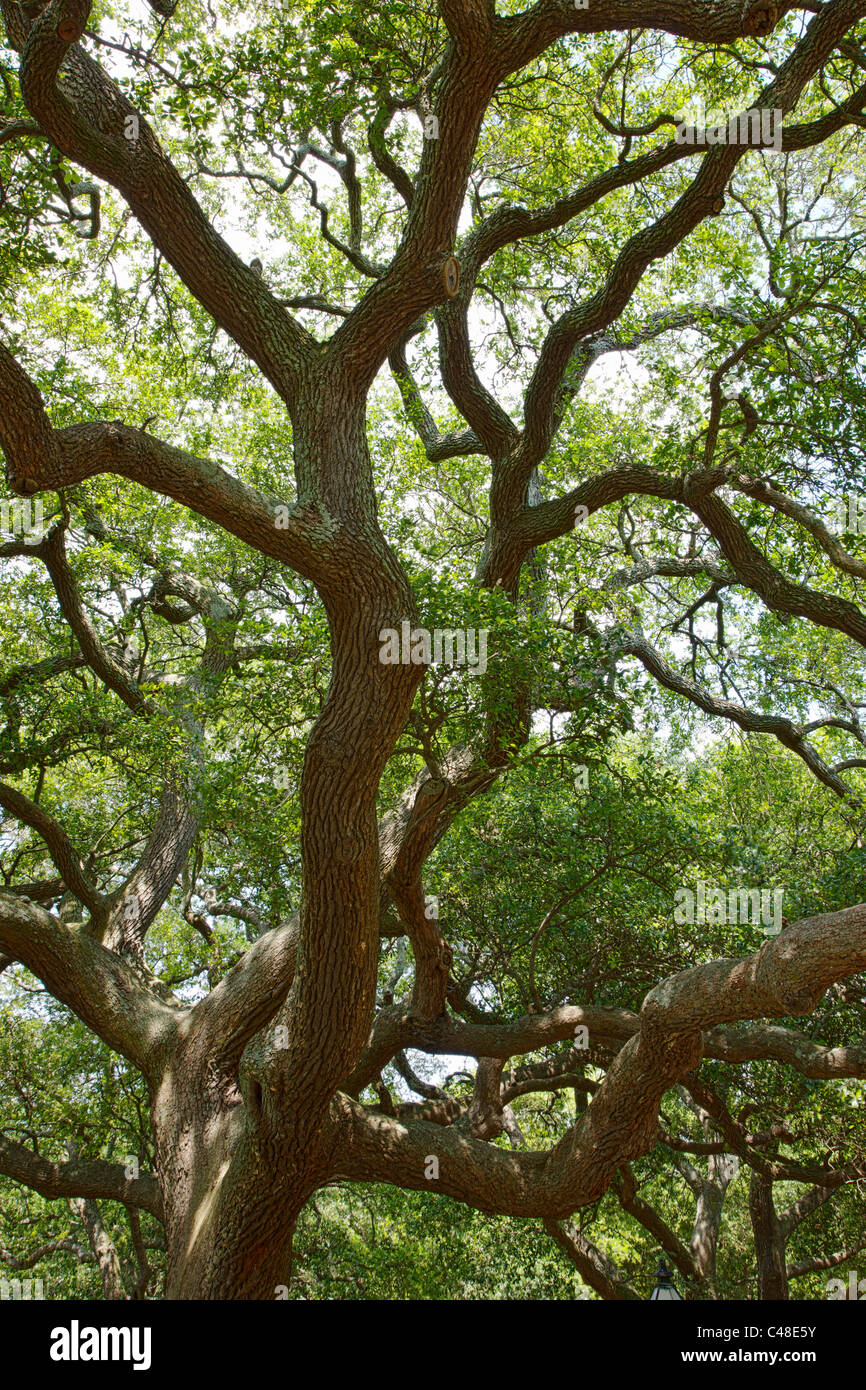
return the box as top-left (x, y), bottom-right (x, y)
top-left (1, 0), bottom-right (865, 1299)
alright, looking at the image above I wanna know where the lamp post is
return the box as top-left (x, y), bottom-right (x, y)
top-left (649, 1259), bottom-right (684, 1300)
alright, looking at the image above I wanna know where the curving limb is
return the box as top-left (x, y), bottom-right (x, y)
top-left (329, 906), bottom-right (866, 1217)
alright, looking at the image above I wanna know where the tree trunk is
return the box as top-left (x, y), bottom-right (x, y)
top-left (154, 409), bottom-right (425, 1297)
top-left (690, 1152), bottom-right (738, 1293)
top-left (749, 1172), bottom-right (789, 1300)
top-left (69, 1197), bottom-right (127, 1301)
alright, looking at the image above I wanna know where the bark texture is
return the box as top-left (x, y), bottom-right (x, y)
top-left (2, 0), bottom-right (866, 1299)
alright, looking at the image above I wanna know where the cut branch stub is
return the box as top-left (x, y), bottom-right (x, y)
top-left (443, 256), bottom-right (460, 298)
top-left (745, 4), bottom-right (778, 36)
top-left (56, 20), bottom-right (83, 42)
top-left (9, 475), bottom-right (40, 496)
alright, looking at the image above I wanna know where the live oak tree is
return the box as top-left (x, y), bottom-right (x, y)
top-left (1, 0), bottom-right (866, 1300)
top-left (5, 741), bottom-right (863, 1300)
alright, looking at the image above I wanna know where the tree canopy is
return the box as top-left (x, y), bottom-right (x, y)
top-left (0, 0), bottom-right (865, 1302)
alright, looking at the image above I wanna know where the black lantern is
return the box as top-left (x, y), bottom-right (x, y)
top-left (649, 1259), bottom-right (683, 1300)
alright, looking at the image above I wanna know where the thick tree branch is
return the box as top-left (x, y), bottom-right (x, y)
top-left (331, 906), bottom-right (866, 1215)
top-left (617, 629), bottom-right (860, 802)
top-left (0, 894), bottom-right (180, 1075)
top-left (543, 1216), bottom-right (641, 1300)
top-left (0, 343), bottom-right (329, 584)
top-left (492, 0), bottom-right (866, 515)
top-left (0, 1133), bottom-right (163, 1221)
top-left (6, 0), bottom-right (317, 406)
top-left (0, 783), bottom-right (103, 925)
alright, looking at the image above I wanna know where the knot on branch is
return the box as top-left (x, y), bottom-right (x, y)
top-left (4, 466), bottom-right (40, 496)
top-left (56, 19), bottom-right (83, 43)
top-left (744, 3), bottom-right (778, 36)
top-left (419, 776), bottom-right (447, 799)
top-left (101, 421), bottom-right (143, 462)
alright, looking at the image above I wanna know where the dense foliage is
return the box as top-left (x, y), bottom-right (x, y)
top-left (1, 0), bottom-right (864, 1299)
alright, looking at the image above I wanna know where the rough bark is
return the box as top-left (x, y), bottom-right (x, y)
top-left (749, 1172), bottom-right (789, 1300)
top-left (2, 0), bottom-right (866, 1300)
